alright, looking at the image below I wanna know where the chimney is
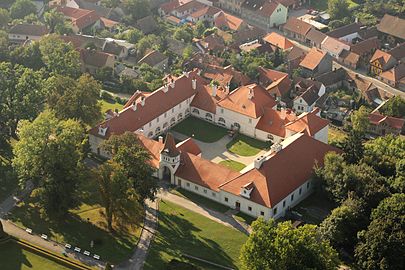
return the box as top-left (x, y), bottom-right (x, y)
top-left (225, 83), bottom-right (230, 94)
top-left (141, 96), bottom-right (145, 106)
top-left (170, 79), bottom-right (175, 88)
top-left (271, 143), bottom-right (282, 153)
top-left (248, 88), bottom-right (254, 100)
top-left (211, 84), bottom-right (217, 97)
top-left (254, 155), bottom-right (266, 169)
top-left (158, 136), bottom-right (163, 143)
top-left (163, 84), bottom-right (169, 93)
top-left (280, 110), bottom-right (286, 120)
top-left (192, 77), bottom-right (197, 90)
top-left (131, 103), bottom-right (137, 111)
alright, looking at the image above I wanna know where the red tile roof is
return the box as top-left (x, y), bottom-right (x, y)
top-left (80, 48), bottom-right (113, 67)
top-left (159, 0), bottom-right (191, 14)
top-left (190, 84), bottom-right (228, 114)
top-left (258, 67), bottom-right (291, 97)
top-left (220, 134), bottom-right (339, 207)
top-left (285, 109), bottom-right (329, 136)
top-left (369, 112), bottom-right (405, 130)
top-left (299, 47), bottom-right (327, 70)
top-left (283, 17), bottom-right (312, 37)
top-left (137, 134), bottom-right (163, 168)
top-left (214, 12), bottom-right (244, 31)
top-left (263, 32), bottom-right (294, 50)
top-left (370, 49), bottom-right (395, 65)
top-left (256, 108), bottom-right (297, 137)
top-left (379, 63), bottom-right (405, 83)
top-left (176, 138), bottom-right (202, 156)
top-left (57, 6), bottom-right (100, 30)
top-left (217, 84), bottom-right (277, 118)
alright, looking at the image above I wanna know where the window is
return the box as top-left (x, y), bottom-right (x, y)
top-left (249, 118), bottom-right (252, 124)
top-left (273, 207), bottom-right (278, 215)
top-left (221, 108), bottom-right (224, 113)
top-left (149, 122), bottom-right (152, 127)
top-left (172, 108), bottom-right (174, 113)
top-left (225, 197), bottom-right (228, 202)
top-left (307, 182), bottom-right (310, 189)
top-left (186, 182), bottom-right (190, 187)
top-left (291, 193), bottom-right (294, 201)
top-left (148, 131), bottom-right (153, 137)
top-left (204, 189), bottom-right (207, 194)
top-left (156, 117), bottom-right (159, 123)
top-left (195, 186), bottom-right (198, 190)
top-left (248, 206), bottom-right (252, 211)
top-left (192, 108), bottom-right (200, 114)
top-left (260, 211), bottom-right (264, 216)
top-left (164, 112), bottom-right (167, 118)
top-left (212, 192), bottom-right (216, 197)
top-left (283, 200), bottom-right (286, 208)
top-left (299, 187), bottom-right (302, 195)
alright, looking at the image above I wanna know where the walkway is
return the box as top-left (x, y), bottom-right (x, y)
top-left (158, 188), bottom-right (251, 235)
top-left (115, 199), bottom-right (158, 270)
top-left (171, 131), bottom-right (266, 167)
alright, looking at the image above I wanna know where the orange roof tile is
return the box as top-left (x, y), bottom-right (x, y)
top-left (255, 108), bottom-right (297, 137)
top-left (263, 32), bottom-right (294, 50)
top-left (217, 84), bottom-right (277, 118)
top-left (285, 109), bottom-right (329, 136)
top-left (299, 47), bottom-right (327, 70)
top-left (370, 49), bottom-right (395, 65)
top-left (190, 84), bottom-right (228, 114)
top-left (214, 12), bottom-right (244, 31)
top-left (176, 138), bottom-right (202, 156)
top-left (369, 112), bottom-right (405, 130)
top-left (137, 134), bottom-right (163, 168)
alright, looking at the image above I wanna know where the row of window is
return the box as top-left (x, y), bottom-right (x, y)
top-left (185, 182), bottom-right (216, 197)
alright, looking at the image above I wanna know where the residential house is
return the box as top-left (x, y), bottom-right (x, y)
top-left (258, 67), bottom-right (291, 100)
top-left (278, 0), bottom-right (308, 10)
top-left (282, 17), bottom-right (313, 42)
top-left (197, 34), bottom-right (226, 54)
top-left (138, 50), bottom-right (169, 70)
top-left (218, 0), bottom-right (244, 15)
top-left (299, 48), bottom-right (332, 78)
top-left (326, 22), bottom-right (362, 43)
top-left (378, 63), bottom-right (405, 88)
top-left (229, 25), bottom-right (266, 49)
top-left (214, 11), bottom-right (247, 31)
top-left (389, 43), bottom-right (405, 62)
top-left (239, 39), bottom-right (273, 54)
top-left (292, 78), bottom-right (326, 114)
top-left (315, 68), bottom-right (347, 91)
top-left (305, 28), bottom-right (327, 49)
top-left (80, 48), bottom-right (115, 74)
top-left (186, 5), bottom-right (222, 24)
top-left (136, 15), bottom-right (158, 34)
top-left (240, 0), bottom-right (288, 31)
top-left (369, 49), bottom-right (397, 75)
top-left (158, 0), bottom-right (191, 16)
top-left (338, 50), bottom-right (360, 69)
top-left (58, 0), bottom-right (124, 21)
top-left (350, 37), bottom-right (381, 68)
top-left (202, 65), bottom-right (250, 90)
top-left (102, 41), bottom-right (128, 60)
top-left (263, 32), bottom-right (294, 51)
top-left (8, 24), bottom-right (49, 43)
top-left (56, 6), bottom-right (102, 34)
top-left (286, 45), bottom-right (307, 73)
top-left (377, 14), bottom-right (405, 45)
top-left (170, 0), bottom-right (206, 19)
top-left (321, 36), bottom-right (351, 59)
top-left (368, 112), bottom-right (404, 136)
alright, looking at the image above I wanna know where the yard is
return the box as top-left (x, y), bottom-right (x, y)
top-left (226, 134), bottom-right (270, 157)
top-left (172, 117), bottom-right (228, 143)
top-left (0, 241), bottom-right (71, 270)
top-left (170, 188), bottom-right (230, 213)
top-left (8, 176), bottom-right (142, 264)
top-left (99, 99), bottom-right (124, 113)
top-left (144, 200), bottom-right (248, 270)
top-left (219, 160), bottom-right (246, 172)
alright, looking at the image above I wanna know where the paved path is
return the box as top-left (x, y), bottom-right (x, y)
top-left (171, 131), bottom-right (266, 167)
top-left (158, 189), bottom-right (251, 235)
top-left (115, 199), bottom-right (158, 270)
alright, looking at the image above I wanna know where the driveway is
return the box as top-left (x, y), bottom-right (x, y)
top-left (171, 131), bottom-right (266, 167)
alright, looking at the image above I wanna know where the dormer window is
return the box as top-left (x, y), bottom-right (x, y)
top-left (240, 182), bottom-right (254, 198)
top-left (98, 126), bottom-right (108, 137)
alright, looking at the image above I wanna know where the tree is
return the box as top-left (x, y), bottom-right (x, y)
top-left (10, 0), bottom-right (37, 19)
top-left (95, 161), bottom-right (143, 232)
top-left (0, 62), bottom-right (45, 140)
top-left (343, 129), bottom-right (364, 164)
top-left (102, 132), bottom-right (157, 203)
top-left (122, 0), bottom-right (150, 22)
top-left (379, 96), bottom-right (405, 118)
top-left (44, 9), bottom-right (66, 33)
top-left (194, 20), bottom-right (207, 38)
top-left (46, 74), bottom-right (102, 126)
top-left (101, 0), bottom-right (121, 8)
top-left (12, 111), bottom-right (86, 217)
top-left (355, 194), bottom-right (405, 270)
top-left (319, 196), bottom-right (368, 252)
top-left (182, 44), bottom-right (194, 60)
top-left (0, 30), bottom-right (8, 61)
top-left (10, 41), bottom-right (44, 70)
top-left (95, 66), bottom-right (114, 82)
top-left (351, 106), bottom-right (369, 134)
top-left (240, 218), bottom-right (339, 270)
top-left (39, 35), bottom-right (81, 78)
top-left (123, 28), bottom-right (143, 44)
top-left (328, 0), bottom-right (351, 20)
top-left (173, 25), bottom-right (194, 43)
top-left (0, 8), bottom-right (10, 28)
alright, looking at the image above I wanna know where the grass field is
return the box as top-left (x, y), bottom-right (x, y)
top-left (226, 134), bottom-right (270, 157)
top-left (9, 176), bottom-right (142, 264)
top-left (172, 117), bottom-right (228, 143)
top-left (144, 200), bottom-right (247, 270)
top-left (0, 241), bottom-right (71, 270)
top-left (170, 188), bottom-right (230, 213)
top-left (233, 212), bottom-right (256, 226)
top-left (219, 160), bottom-right (246, 172)
top-left (99, 99), bottom-right (124, 113)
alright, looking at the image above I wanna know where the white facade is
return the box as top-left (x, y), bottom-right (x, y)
top-left (8, 33), bottom-right (43, 43)
top-left (293, 97), bottom-right (311, 114)
top-left (269, 4), bottom-right (288, 28)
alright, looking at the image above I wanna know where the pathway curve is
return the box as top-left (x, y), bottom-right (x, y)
top-left (115, 199), bottom-right (158, 270)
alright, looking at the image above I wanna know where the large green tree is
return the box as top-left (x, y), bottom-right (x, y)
top-left (10, 41), bottom-right (44, 70)
top-left (12, 111), bottom-right (86, 217)
top-left (10, 0), bottom-right (37, 19)
top-left (355, 193), bottom-right (405, 270)
top-left (44, 9), bottom-right (66, 33)
top-left (122, 0), bottom-right (150, 22)
top-left (240, 218), bottom-right (339, 270)
top-left (39, 35), bottom-right (81, 78)
top-left (101, 132), bottom-right (157, 203)
top-left (0, 62), bottom-right (44, 140)
top-left (328, 0), bottom-right (351, 20)
top-left (0, 8), bottom-right (10, 28)
top-left (46, 74), bottom-right (102, 126)
top-left (95, 161), bottom-right (143, 232)
top-left (379, 96), bottom-right (405, 118)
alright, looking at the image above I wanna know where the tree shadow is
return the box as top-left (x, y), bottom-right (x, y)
top-left (0, 240), bottom-right (32, 270)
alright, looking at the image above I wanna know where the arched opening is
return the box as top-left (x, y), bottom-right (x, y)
top-left (205, 113), bottom-right (213, 121)
top-left (162, 166), bottom-right (171, 181)
top-left (192, 108), bottom-right (199, 114)
top-left (178, 113), bottom-right (183, 120)
top-left (170, 117), bottom-right (176, 126)
top-left (148, 131), bottom-right (153, 137)
top-left (155, 127), bottom-right (161, 134)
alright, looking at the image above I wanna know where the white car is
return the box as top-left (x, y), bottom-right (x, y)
top-left (25, 228), bottom-right (33, 234)
top-left (64, 244), bottom-right (72, 249)
top-left (74, 247), bottom-right (81, 253)
top-left (93, 254), bottom-right (100, 260)
top-left (41, 234), bottom-right (48, 240)
top-left (83, 251), bottom-right (90, 256)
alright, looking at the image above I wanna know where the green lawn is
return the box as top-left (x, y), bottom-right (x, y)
top-left (233, 212), bottom-right (256, 226)
top-left (219, 160), bottom-right (246, 172)
top-left (99, 99), bottom-right (124, 113)
top-left (172, 117), bottom-right (228, 143)
top-left (8, 177), bottom-right (142, 264)
top-left (170, 188), bottom-right (230, 213)
top-left (0, 241), bottom-right (71, 270)
top-left (226, 134), bottom-right (270, 157)
top-left (144, 200), bottom-right (248, 270)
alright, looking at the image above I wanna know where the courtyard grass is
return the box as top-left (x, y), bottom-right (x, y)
top-left (170, 188), bottom-right (230, 213)
top-left (171, 117), bottom-right (228, 143)
top-left (99, 99), bottom-right (124, 113)
top-left (144, 200), bottom-right (248, 270)
top-left (226, 134), bottom-right (270, 157)
top-left (219, 160), bottom-right (246, 172)
top-left (292, 191), bottom-right (336, 225)
top-left (0, 241), bottom-right (71, 270)
top-left (233, 212), bottom-right (257, 226)
top-left (8, 176), bottom-right (142, 264)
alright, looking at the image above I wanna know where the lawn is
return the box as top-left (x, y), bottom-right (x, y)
top-left (0, 241), bottom-right (71, 270)
top-left (219, 160), bottom-right (246, 172)
top-left (292, 191), bottom-right (336, 225)
top-left (226, 134), bottom-right (270, 157)
top-left (144, 200), bottom-right (248, 270)
top-left (99, 99), bottom-right (124, 113)
top-left (8, 176), bottom-right (142, 264)
top-left (172, 117), bottom-right (228, 143)
top-left (170, 188), bottom-right (230, 213)
top-left (233, 212), bottom-right (256, 226)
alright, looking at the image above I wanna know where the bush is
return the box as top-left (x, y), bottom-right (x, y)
top-left (100, 90), bottom-right (113, 101)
